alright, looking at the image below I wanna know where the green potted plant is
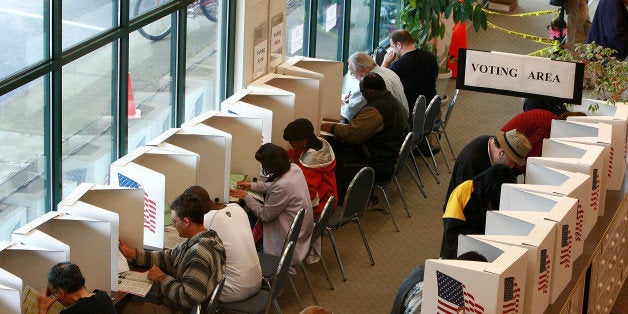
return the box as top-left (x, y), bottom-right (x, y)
top-left (398, 0), bottom-right (488, 58)
top-left (547, 42), bottom-right (628, 111)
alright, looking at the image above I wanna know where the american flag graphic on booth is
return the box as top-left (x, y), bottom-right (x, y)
top-left (575, 200), bottom-right (583, 242)
top-left (608, 146), bottom-right (614, 178)
top-left (503, 276), bottom-right (520, 313)
top-left (537, 249), bottom-right (550, 294)
top-left (436, 270), bottom-right (484, 314)
top-left (560, 224), bottom-right (572, 268)
top-left (118, 173), bottom-right (158, 233)
top-left (590, 169), bottom-right (599, 212)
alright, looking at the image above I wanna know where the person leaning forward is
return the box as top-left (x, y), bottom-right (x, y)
top-left (443, 129), bottom-right (531, 211)
top-left (119, 193), bottom-right (226, 314)
top-left (321, 72), bottom-right (408, 203)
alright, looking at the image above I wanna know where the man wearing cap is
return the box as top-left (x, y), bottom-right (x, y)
top-left (443, 129), bottom-right (531, 211)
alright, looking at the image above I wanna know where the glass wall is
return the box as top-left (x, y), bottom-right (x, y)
top-left (0, 0), bottom-right (397, 240)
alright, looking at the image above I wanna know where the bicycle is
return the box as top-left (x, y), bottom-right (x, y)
top-left (135, 0), bottom-right (219, 41)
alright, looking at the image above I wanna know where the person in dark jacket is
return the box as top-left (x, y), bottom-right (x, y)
top-left (585, 0), bottom-right (628, 60)
top-left (440, 164), bottom-right (516, 259)
top-left (321, 72), bottom-right (408, 203)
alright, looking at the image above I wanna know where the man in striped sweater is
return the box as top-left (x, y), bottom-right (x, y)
top-left (119, 193), bottom-right (226, 314)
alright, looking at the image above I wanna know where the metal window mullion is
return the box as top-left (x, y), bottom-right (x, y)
top-left (49, 0), bottom-right (62, 211)
top-left (340, 0), bottom-right (352, 64)
top-left (371, 0), bottom-right (380, 52)
top-left (222, 0), bottom-right (236, 99)
top-left (174, 10), bottom-right (187, 126)
top-left (116, 0), bottom-right (130, 159)
top-left (305, 0), bottom-right (318, 57)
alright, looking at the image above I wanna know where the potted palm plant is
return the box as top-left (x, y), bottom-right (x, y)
top-left (398, 0), bottom-right (488, 61)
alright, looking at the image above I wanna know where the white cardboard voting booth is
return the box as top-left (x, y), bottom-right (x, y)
top-left (249, 73), bottom-right (321, 131)
top-left (499, 184), bottom-right (578, 303)
top-left (110, 144), bottom-right (199, 249)
top-left (276, 56), bottom-right (343, 121)
top-left (423, 236), bottom-right (528, 313)
top-left (550, 120), bottom-right (613, 209)
top-left (524, 163), bottom-right (591, 253)
top-left (223, 88), bottom-right (295, 148)
top-left (234, 0), bottom-right (270, 91)
top-left (58, 183), bottom-right (144, 251)
top-left (183, 110), bottom-right (265, 181)
top-left (11, 211), bottom-right (114, 293)
top-left (267, 0), bottom-right (286, 71)
top-left (472, 211), bottom-right (556, 312)
top-left (0, 241), bottom-right (69, 313)
top-left (0, 267), bottom-right (22, 314)
top-left (531, 138), bottom-right (605, 224)
top-left (568, 99), bottom-right (628, 190)
top-left (149, 127), bottom-right (232, 203)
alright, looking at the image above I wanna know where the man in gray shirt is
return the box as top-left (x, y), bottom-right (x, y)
top-left (342, 52), bottom-right (408, 121)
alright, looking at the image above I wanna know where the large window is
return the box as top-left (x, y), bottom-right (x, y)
top-left (286, 0), bottom-right (308, 57)
top-left (315, 0), bottom-right (344, 60)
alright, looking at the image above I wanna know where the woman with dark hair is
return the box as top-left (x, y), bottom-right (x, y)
top-left (283, 118), bottom-right (337, 221)
top-left (440, 164), bottom-right (516, 259)
top-left (230, 143), bottom-right (314, 266)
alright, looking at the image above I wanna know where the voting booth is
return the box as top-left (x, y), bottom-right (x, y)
top-left (276, 56), bottom-right (343, 121)
top-left (471, 211), bottom-right (556, 313)
top-left (222, 88), bottom-right (295, 148)
top-left (183, 110), bottom-right (266, 182)
top-left (568, 99), bottom-right (628, 190)
top-left (524, 163), bottom-right (591, 251)
top-left (110, 144), bottom-right (199, 249)
top-left (12, 211), bottom-right (114, 293)
top-left (530, 139), bottom-right (605, 224)
top-left (0, 242), bottom-right (66, 314)
top-left (249, 73), bottom-right (321, 131)
top-left (499, 184), bottom-right (578, 303)
top-left (423, 236), bottom-right (528, 313)
top-left (149, 127), bottom-right (232, 203)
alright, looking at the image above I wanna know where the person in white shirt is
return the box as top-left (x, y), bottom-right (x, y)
top-left (184, 185), bottom-right (262, 302)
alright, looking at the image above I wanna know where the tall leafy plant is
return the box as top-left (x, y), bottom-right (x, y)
top-left (399, 0), bottom-right (487, 51)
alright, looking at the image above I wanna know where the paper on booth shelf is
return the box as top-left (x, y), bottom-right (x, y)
top-left (423, 236), bottom-right (527, 314)
top-left (249, 73), bottom-right (321, 131)
top-left (277, 56), bottom-right (343, 121)
top-left (183, 110), bottom-right (264, 191)
top-left (524, 163), bottom-right (591, 252)
top-left (472, 211), bottom-right (556, 312)
top-left (118, 271), bottom-right (153, 297)
top-left (567, 99), bottom-right (628, 190)
top-left (149, 127), bottom-right (232, 203)
top-left (21, 285), bottom-right (64, 314)
top-left (12, 210), bottom-right (114, 294)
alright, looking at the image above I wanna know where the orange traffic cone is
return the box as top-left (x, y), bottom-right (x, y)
top-left (448, 22), bottom-right (468, 79)
top-left (127, 73), bottom-right (140, 119)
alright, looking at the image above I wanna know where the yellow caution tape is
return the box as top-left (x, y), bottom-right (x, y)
top-left (482, 8), bottom-right (558, 17)
top-left (487, 21), bottom-right (555, 45)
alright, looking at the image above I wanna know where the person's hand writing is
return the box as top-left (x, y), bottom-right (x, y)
top-left (118, 239), bottom-right (137, 260)
top-left (38, 286), bottom-right (58, 314)
top-left (147, 266), bottom-right (166, 283)
top-left (236, 180), bottom-right (251, 190)
top-left (230, 188), bottom-right (248, 199)
top-left (320, 123), bottom-right (333, 133)
top-left (342, 91), bottom-right (352, 104)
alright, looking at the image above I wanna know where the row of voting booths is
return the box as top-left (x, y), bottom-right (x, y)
top-left (420, 50), bottom-right (628, 313)
top-left (0, 0), bottom-right (346, 309)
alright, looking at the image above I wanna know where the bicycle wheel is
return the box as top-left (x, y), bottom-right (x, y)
top-left (135, 0), bottom-right (172, 40)
top-left (199, 0), bottom-right (218, 22)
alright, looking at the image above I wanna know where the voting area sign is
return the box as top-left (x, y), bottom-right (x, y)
top-left (457, 49), bottom-right (584, 104)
